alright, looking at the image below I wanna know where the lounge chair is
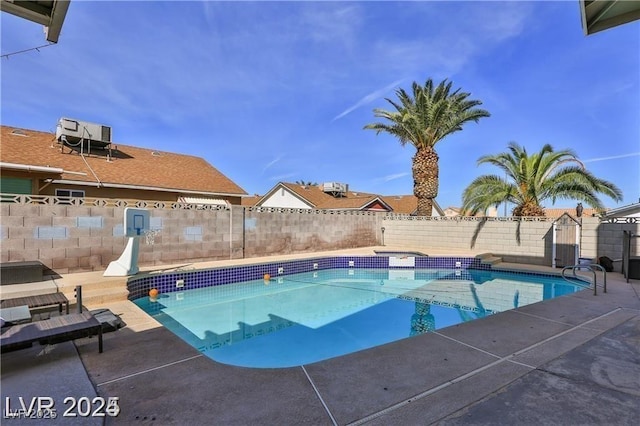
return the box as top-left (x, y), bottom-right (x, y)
top-left (1, 312), bottom-right (103, 353)
top-left (1, 292), bottom-right (69, 314)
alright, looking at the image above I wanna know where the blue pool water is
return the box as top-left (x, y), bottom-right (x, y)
top-left (134, 268), bottom-right (581, 368)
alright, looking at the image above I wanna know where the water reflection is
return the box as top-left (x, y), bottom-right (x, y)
top-left (410, 302), bottom-right (435, 335)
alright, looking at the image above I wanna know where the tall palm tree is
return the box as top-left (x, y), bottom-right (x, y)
top-left (364, 78), bottom-right (490, 216)
top-left (461, 142), bottom-right (623, 216)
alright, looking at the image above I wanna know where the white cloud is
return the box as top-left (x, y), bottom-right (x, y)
top-left (300, 4), bottom-right (361, 46)
top-left (368, 2), bottom-right (532, 77)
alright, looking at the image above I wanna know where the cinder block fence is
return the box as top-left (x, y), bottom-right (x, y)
top-left (0, 195), bottom-right (637, 275)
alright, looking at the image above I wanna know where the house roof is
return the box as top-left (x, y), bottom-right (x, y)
top-left (257, 183), bottom-right (391, 211)
top-left (603, 202), bottom-right (640, 217)
top-left (241, 195), bottom-right (262, 207)
top-left (381, 195), bottom-right (445, 216)
top-left (256, 182), bottom-right (444, 215)
top-left (0, 125), bottom-right (247, 197)
top-left (543, 207), bottom-right (602, 219)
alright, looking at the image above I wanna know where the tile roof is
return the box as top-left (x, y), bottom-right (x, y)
top-left (274, 183), bottom-right (389, 210)
top-left (380, 195), bottom-right (418, 215)
top-left (0, 125), bottom-right (247, 196)
top-left (382, 195), bottom-right (446, 216)
top-left (543, 207), bottom-right (603, 218)
top-left (240, 195), bottom-right (262, 207)
top-left (256, 182), bottom-right (443, 215)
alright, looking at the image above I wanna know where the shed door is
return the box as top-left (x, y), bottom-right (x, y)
top-left (555, 218), bottom-right (577, 267)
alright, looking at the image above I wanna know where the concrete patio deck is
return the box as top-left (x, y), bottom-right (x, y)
top-left (2, 248), bottom-right (639, 425)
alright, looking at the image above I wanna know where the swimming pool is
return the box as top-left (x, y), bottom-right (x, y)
top-left (133, 263), bottom-right (582, 368)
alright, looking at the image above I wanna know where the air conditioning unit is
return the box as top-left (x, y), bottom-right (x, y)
top-left (322, 182), bottom-right (347, 194)
top-left (56, 118), bottom-right (112, 147)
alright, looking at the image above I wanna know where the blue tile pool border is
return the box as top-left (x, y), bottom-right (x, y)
top-left (127, 256), bottom-right (576, 301)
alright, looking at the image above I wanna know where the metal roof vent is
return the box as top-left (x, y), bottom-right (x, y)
top-left (10, 129), bottom-right (28, 137)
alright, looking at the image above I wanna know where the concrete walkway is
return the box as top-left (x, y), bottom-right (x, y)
top-left (2, 250), bottom-right (639, 425)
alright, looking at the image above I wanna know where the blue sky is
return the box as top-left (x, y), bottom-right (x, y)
top-left (2, 1), bottom-right (639, 209)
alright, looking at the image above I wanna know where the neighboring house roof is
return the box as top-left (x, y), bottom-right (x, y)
top-left (544, 207), bottom-right (602, 219)
top-left (0, 125), bottom-right (247, 197)
top-left (382, 195), bottom-right (445, 216)
top-left (603, 202), bottom-right (640, 218)
top-left (256, 182), bottom-right (444, 215)
top-left (256, 182), bottom-right (393, 211)
top-left (241, 195), bottom-right (262, 207)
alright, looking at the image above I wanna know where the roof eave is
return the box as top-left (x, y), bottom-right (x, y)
top-left (0, 0), bottom-right (71, 43)
top-left (604, 203), bottom-right (640, 217)
top-left (50, 179), bottom-right (245, 197)
top-left (580, 0), bottom-right (640, 35)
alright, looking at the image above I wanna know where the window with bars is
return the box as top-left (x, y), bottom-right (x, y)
top-left (55, 189), bottom-right (85, 204)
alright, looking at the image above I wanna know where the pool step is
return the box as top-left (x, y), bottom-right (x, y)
top-left (62, 286), bottom-right (130, 309)
top-left (477, 253), bottom-right (503, 266)
top-left (59, 277), bottom-right (130, 308)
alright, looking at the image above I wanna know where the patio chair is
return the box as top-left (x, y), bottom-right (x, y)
top-left (1, 292), bottom-right (70, 315)
top-left (0, 311), bottom-right (103, 353)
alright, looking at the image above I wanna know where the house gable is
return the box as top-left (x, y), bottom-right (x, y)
top-left (256, 183), bottom-right (315, 209)
top-left (360, 198), bottom-right (391, 212)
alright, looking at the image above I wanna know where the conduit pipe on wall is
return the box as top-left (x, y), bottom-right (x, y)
top-left (242, 207), bottom-right (246, 259)
top-left (50, 179), bottom-right (235, 196)
top-left (0, 162), bottom-right (86, 175)
top-left (229, 204), bottom-right (233, 260)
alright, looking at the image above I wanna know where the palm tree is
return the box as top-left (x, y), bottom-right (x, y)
top-left (461, 142), bottom-right (623, 216)
top-left (364, 78), bottom-right (490, 216)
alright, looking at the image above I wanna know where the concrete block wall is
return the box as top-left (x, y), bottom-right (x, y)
top-left (1, 197), bottom-right (637, 275)
top-left (593, 220), bottom-right (640, 262)
top-left (243, 209), bottom-right (382, 258)
top-left (383, 215), bottom-right (639, 269)
top-left (382, 216), bottom-right (554, 265)
top-left (0, 203), bottom-right (384, 275)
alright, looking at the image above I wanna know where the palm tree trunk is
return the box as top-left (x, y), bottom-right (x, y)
top-left (412, 147), bottom-right (439, 216)
top-left (417, 198), bottom-right (434, 216)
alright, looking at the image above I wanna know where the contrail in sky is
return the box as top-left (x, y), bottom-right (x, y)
top-left (583, 152), bottom-right (640, 163)
top-left (263, 156), bottom-right (282, 171)
top-left (378, 172), bottom-right (409, 182)
top-left (333, 79), bottom-right (406, 121)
